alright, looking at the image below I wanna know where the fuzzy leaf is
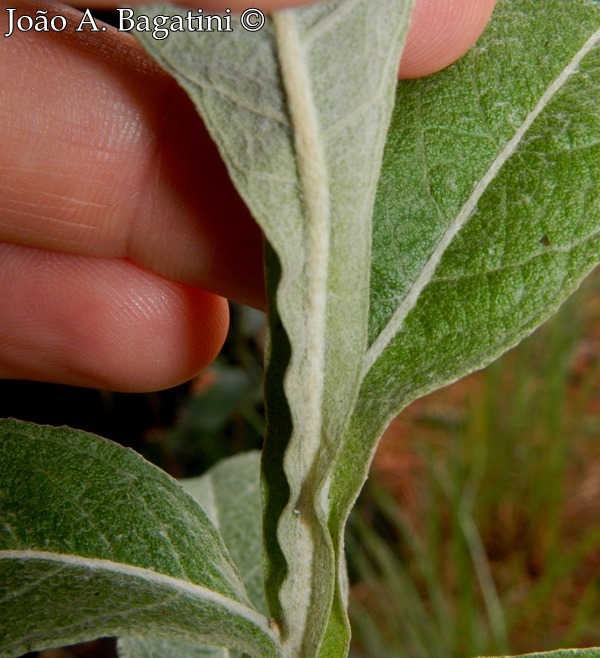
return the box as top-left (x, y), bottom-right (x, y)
top-left (0, 420), bottom-right (280, 658)
top-left (134, 2), bottom-right (413, 655)
top-left (119, 636), bottom-right (242, 658)
top-left (134, 2), bottom-right (600, 657)
top-left (119, 452), bottom-right (265, 658)
top-left (363, 0), bottom-right (600, 421)
top-left (326, 0), bottom-right (600, 585)
top-left (314, 0), bottom-right (600, 648)
top-left (182, 451), bottom-right (266, 617)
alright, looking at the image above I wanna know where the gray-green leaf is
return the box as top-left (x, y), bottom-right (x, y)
top-left (119, 636), bottom-right (242, 658)
top-left (134, 2), bottom-right (414, 656)
top-left (132, 2), bottom-right (600, 658)
top-left (182, 451), bottom-right (266, 617)
top-left (0, 420), bottom-right (279, 658)
top-left (119, 451), bottom-right (264, 658)
top-left (316, 1), bottom-right (600, 651)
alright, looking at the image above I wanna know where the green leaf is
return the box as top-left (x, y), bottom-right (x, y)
top-left (326, 0), bottom-right (600, 606)
top-left (0, 419), bottom-right (280, 658)
top-left (134, 2), bottom-right (414, 656)
top-left (133, 2), bottom-right (600, 657)
top-left (182, 451), bottom-right (266, 617)
top-left (364, 0), bottom-right (600, 420)
top-left (119, 451), bottom-right (264, 658)
top-left (313, 1), bottom-right (600, 650)
top-left (119, 636), bottom-right (242, 658)
top-left (476, 648), bottom-right (600, 658)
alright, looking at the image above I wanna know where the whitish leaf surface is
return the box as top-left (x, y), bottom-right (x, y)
top-left (326, 0), bottom-right (600, 578)
top-left (119, 634), bottom-right (243, 658)
top-left (0, 420), bottom-right (280, 658)
top-left (135, 2), bottom-right (413, 655)
top-left (182, 451), bottom-right (266, 616)
top-left (119, 452), bottom-right (264, 658)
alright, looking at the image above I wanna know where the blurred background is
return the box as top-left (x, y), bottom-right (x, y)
top-left (10, 9), bottom-right (600, 657)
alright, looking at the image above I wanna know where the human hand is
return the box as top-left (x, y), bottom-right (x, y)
top-left (0, 0), bottom-right (495, 391)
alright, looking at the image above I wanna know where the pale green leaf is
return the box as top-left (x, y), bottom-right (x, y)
top-left (119, 452), bottom-right (265, 658)
top-left (118, 635), bottom-right (242, 658)
top-left (0, 419), bottom-right (280, 658)
top-left (134, 2), bottom-right (413, 656)
top-left (182, 451), bottom-right (266, 617)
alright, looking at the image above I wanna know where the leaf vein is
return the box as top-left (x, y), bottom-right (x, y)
top-left (362, 26), bottom-right (600, 377)
top-left (0, 550), bottom-right (273, 631)
top-left (175, 76), bottom-right (289, 128)
top-left (432, 228), bottom-right (600, 282)
top-left (304, 0), bottom-right (363, 44)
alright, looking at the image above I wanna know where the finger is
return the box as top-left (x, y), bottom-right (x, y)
top-left (200, 0), bottom-right (497, 79)
top-left (1, 1), bottom-right (265, 309)
top-left (73, 0), bottom-right (495, 78)
top-left (0, 243), bottom-right (229, 391)
top-left (75, 1), bottom-right (315, 11)
top-left (1, 0), bottom-right (495, 393)
top-left (1, 0), bottom-right (495, 321)
top-left (400, 0), bottom-right (497, 78)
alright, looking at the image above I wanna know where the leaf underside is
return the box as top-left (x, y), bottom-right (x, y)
top-left (119, 635), bottom-right (241, 658)
top-left (134, 1), bottom-right (414, 655)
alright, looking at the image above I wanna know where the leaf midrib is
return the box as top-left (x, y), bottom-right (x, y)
top-left (362, 26), bottom-right (600, 380)
top-left (270, 11), bottom-right (334, 657)
top-left (273, 10), bottom-right (330, 461)
top-left (0, 549), bottom-right (273, 633)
